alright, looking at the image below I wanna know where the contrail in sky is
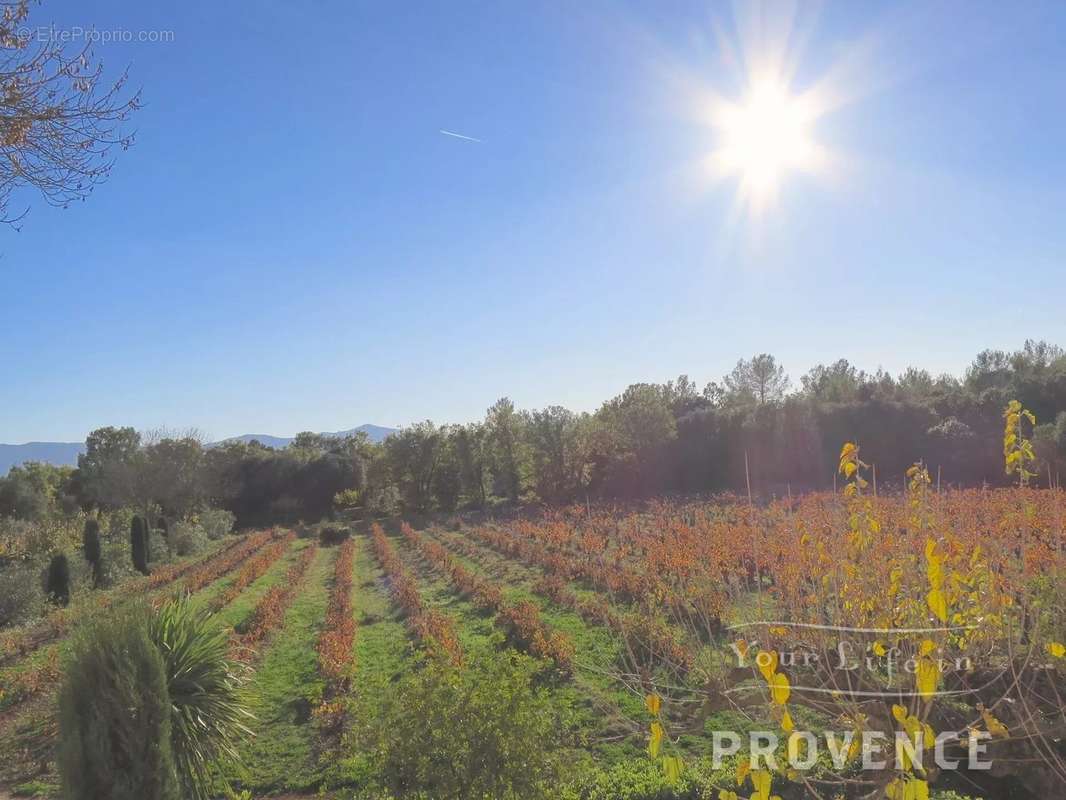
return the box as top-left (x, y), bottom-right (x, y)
top-left (439, 129), bottom-right (483, 143)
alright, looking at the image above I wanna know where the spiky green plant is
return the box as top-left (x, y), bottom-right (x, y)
top-left (146, 596), bottom-right (253, 800)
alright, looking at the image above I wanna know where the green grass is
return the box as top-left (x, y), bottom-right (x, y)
top-left (0, 694), bottom-right (58, 797)
top-left (227, 544), bottom-right (334, 794)
top-left (329, 536), bottom-right (417, 789)
top-left (203, 539), bottom-right (308, 627)
top-left (350, 536), bottom-right (412, 684)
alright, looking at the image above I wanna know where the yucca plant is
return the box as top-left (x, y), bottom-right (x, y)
top-left (146, 597), bottom-right (254, 800)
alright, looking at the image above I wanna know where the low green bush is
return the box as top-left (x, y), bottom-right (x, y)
top-left (200, 508), bottom-right (236, 540)
top-left (360, 648), bottom-right (568, 800)
top-left (172, 521), bottom-right (208, 557)
top-left (318, 524), bottom-right (351, 546)
top-left (0, 559), bottom-right (45, 626)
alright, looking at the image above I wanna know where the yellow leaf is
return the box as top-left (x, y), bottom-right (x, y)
top-left (735, 758), bottom-right (750, 786)
top-left (757, 650), bottom-right (778, 681)
top-left (645, 693), bottom-right (661, 716)
top-left (916, 657), bottom-right (940, 698)
top-left (780, 707), bottom-right (794, 733)
top-left (750, 769), bottom-right (772, 800)
top-left (909, 777), bottom-right (930, 800)
top-left (919, 639), bottom-right (937, 657)
top-left (662, 755), bottom-right (682, 785)
top-left (648, 721), bottom-right (664, 758)
top-left (873, 641), bottom-right (887, 657)
top-left (1047, 641), bottom-right (1065, 659)
top-left (922, 721), bottom-right (935, 749)
top-left (891, 704), bottom-right (909, 724)
top-left (769, 672), bottom-right (791, 705)
top-left (718, 792), bottom-right (739, 800)
top-left (926, 589), bottom-right (948, 623)
top-left (980, 707), bottom-right (1009, 738)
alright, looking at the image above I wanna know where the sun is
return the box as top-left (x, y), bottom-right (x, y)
top-left (710, 76), bottom-right (823, 212)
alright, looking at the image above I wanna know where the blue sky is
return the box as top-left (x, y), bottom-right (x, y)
top-left (3, 0), bottom-right (1065, 443)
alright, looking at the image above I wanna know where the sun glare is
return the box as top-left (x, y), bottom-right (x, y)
top-left (712, 76), bottom-right (822, 211)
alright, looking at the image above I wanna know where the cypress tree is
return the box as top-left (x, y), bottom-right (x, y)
top-left (45, 553), bottom-right (71, 606)
top-left (131, 516), bottom-right (150, 576)
top-left (57, 605), bottom-right (180, 800)
top-left (83, 518), bottom-right (104, 588)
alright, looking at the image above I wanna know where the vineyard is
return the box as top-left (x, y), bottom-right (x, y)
top-left (0, 468), bottom-right (1064, 798)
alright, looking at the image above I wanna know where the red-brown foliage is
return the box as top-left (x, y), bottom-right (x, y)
top-left (370, 523), bottom-right (462, 665)
top-left (208, 531), bottom-right (296, 612)
top-left (234, 542), bottom-right (318, 654)
top-left (400, 523), bottom-right (573, 670)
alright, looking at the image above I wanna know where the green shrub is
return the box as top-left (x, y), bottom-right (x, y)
top-left (131, 516), bottom-right (149, 575)
top-left (44, 553), bottom-right (71, 606)
top-left (172, 521), bottom-right (208, 557)
top-left (57, 604), bottom-right (180, 800)
top-left (318, 524), bottom-right (351, 546)
top-left (148, 530), bottom-right (171, 563)
top-left (362, 648), bottom-right (566, 800)
top-left (200, 508), bottom-right (236, 540)
top-left (82, 518), bottom-right (104, 588)
top-left (101, 536), bottom-right (137, 586)
top-left (565, 759), bottom-right (711, 800)
top-left (146, 597), bottom-right (252, 800)
top-left (0, 559), bottom-right (45, 626)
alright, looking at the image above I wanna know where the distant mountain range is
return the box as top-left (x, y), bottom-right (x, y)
top-left (215, 424), bottom-right (397, 448)
top-left (0, 442), bottom-right (86, 475)
top-left (0, 424), bottom-right (397, 475)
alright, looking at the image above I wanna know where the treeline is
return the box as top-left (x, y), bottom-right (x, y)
top-left (4, 340), bottom-right (1066, 527)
